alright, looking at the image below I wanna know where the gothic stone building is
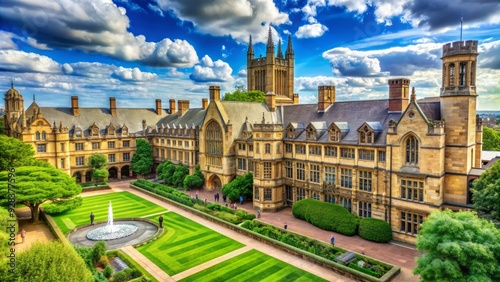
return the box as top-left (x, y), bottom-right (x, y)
top-left (4, 37), bottom-right (482, 244)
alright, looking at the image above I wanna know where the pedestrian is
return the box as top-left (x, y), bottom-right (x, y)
top-left (222, 194), bottom-right (227, 203)
top-left (239, 195), bottom-right (243, 205)
top-left (196, 190), bottom-right (199, 200)
top-left (234, 203), bottom-right (237, 210)
top-left (159, 215), bottom-right (164, 228)
top-left (90, 212), bottom-right (95, 225)
top-left (214, 193), bottom-right (217, 202)
top-left (205, 198), bottom-right (207, 205)
top-left (21, 229), bottom-right (26, 243)
top-left (216, 192), bottom-right (220, 202)
top-left (284, 223), bottom-right (288, 230)
top-left (330, 235), bottom-right (335, 246)
top-left (257, 209), bottom-right (261, 218)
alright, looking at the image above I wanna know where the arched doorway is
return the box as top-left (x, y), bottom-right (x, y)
top-left (108, 167), bottom-right (118, 180)
top-left (73, 172), bottom-right (82, 183)
top-left (85, 171), bottom-right (92, 183)
top-left (208, 174), bottom-right (222, 191)
top-left (121, 166), bottom-right (130, 179)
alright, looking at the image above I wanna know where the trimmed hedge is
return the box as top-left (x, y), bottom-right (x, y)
top-left (358, 218), bottom-right (393, 243)
top-left (43, 197), bottom-right (83, 215)
top-left (292, 199), bottom-right (359, 236)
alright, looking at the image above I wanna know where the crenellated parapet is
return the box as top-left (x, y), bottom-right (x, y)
top-left (442, 40), bottom-right (478, 57)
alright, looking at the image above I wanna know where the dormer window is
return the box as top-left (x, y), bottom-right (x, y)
top-left (122, 125), bottom-right (128, 136)
top-left (359, 126), bottom-right (373, 144)
top-left (287, 127), bottom-right (294, 139)
top-left (329, 128), bottom-right (340, 142)
top-left (107, 123), bottom-right (115, 135)
top-left (91, 123), bottom-right (99, 136)
top-left (41, 131), bottom-right (46, 140)
top-left (36, 131), bottom-right (40, 141)
top-left (307, 127), bottom-right (316, 140)
top-left (75, 127), bottom-right (82, 137)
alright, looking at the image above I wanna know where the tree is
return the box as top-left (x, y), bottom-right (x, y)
top-left (221, 173), bottom-right (253, 202)
top-left (0, 207), bottom-right (17, 277)
top-left (413, 209), bottom-right (500, 281)
top-left (0, 135), bottom-right (37, 170)
top-left (11, 241), bottom-right (93, 282)
top-left (0, 166), bottom-right (82, 222)
top-left (482, 126), bottom-right (500, 151)
top-left (160, 161), bottom-right (176, 185)
top-left (130, 139), bottom-right (153, 176)
top-left (172, 164), bottom-right (189, 188)
top-left (184, 165), bottom-right (205, 190)
top-left (92, 169), bottom-right (109, 183)
top-left (223, 88), bottom-right (266, 102)
top-left (0, 118), bottom-right (4, 135)
top-left (89, 153), bottom-right (108, 183)
top-left (472, 160), bottom-right (500, 226)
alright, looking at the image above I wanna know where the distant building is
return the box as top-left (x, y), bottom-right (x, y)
top-left (4, 38), bottom-right (484, 244)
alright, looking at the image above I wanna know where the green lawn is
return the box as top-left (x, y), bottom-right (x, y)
top-left (179, 249), bottom-right (328, 282)
top-left (51, 191), bottom-right (167, 234)
top-left (138, 212), bottom-right (245, 275)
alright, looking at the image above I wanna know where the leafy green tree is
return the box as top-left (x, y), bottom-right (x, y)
top-left (161, 162), bottom-right (176, 185)
top-left (221, 173), bottom-right (253, 202)
top-left (184, 165), bottom-right (205, 190)
top-left (11, 241), bottom-right (93, 282)
top-left (0, 135), bottom-right (37, 170)
top-left (413, 209), bottom-right (500, 281)
top-left (0, 207), bottom-right (17, 277)
top-left (131, 139), bottom-right (153, 176)
top-left (472, 161), bottom-right (500, 226)
top-left (0, 166), bottom-right (82, 222)
top-left (92, 169), bottom-right (109, 183)
top-left (0, 118), bottom-right (4, 135)
top-left (223, 88), bottom-right (266, 102)
top-left (482, 126), bottom-right (500, 151)
top-left (172, 164), bottom-right (189, 188)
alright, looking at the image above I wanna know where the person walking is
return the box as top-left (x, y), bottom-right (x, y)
top-left (90, 212), bottom-right (95, 225)
top-left (284, 223), bottom-right (288, 230)
top-left (239, 195), bottom-right (243, 205)
top-left (196, 190), bottom-right (199, 200)
top-left (234, 203), bottom-right (237, 210)
top-left (222, 194), bottom-right (227, 203)
top-left (21, 229), bottom-right (26, 243)
top-left (257, 209), bottom-right (261, 218)
top-left (330, 235), bottom-right (335, 246)
top-left (159, 215), bottom-right (164, 228)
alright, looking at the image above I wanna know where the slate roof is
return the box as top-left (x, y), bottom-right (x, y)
top-left (416, 98), bottom-right (441, 121)
top-left (282, 100), bottom-right (403, 145)
top-left (157, 108), bottom-right (206, 128)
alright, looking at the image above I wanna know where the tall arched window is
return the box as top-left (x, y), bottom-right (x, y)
top-left (35, 131), bottom-right (40, 140)
top-left (459, 62), bottom-right (466, 86)
top-left (41, 131), bottom-right (46, 140)
top-left (449, 63), bottom-right (455, 86)
top-left (405, 135), bottom-right (418, 165)
top-left (205, 121), bottom-right (223, 167)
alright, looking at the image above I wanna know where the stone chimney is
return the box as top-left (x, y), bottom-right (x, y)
top-left (293, 93), bottom-right (299, 104)
top-left (318, 85), bottom-right (335, 112)
top-left (202, 98), bottom-right (208, 109)
top-left (71, 96), bottom-right (79, 117)
top-left (266, 91), bottom-right (276, 112)
top-left (209, 85), bottom-right (220, 101)
top-left (388, 78), bottom-right (410, 112)
top-left (169, 99), bottom-right (176, 114)
top-left (178, 100), bottom-right (189, 117)
top-left (110, 97), bottom-right (117, 116)
top-left (155, 99), bottom-right (162, 115)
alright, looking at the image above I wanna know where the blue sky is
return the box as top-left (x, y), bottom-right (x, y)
top-left (0, 0), bottom-right (499, 110)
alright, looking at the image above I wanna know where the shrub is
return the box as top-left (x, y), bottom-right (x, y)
top-left (348, 262), bottom-right (382, 278)
top-left (97, 255), bottom-right (109, 268)
top-left (102, 265), bottom-right (113, 278)
top-left (213, 211), bottom-right (243, 224)
top-left (292, 199), bottom-right (359, 236)
top-left (236, 209), bottom-right (256, 220)
top-left (91, 241), bottom-right (107, 264)
top-left (43, 196), bottom-right (83, 214)
top-left (358, 218), bottom-right (393, 243)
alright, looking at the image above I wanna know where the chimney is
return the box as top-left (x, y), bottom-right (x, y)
top-left (110, 97), bottom-right (117, 116)
top-left (202, 98), bottom-right (208, 109)
top-left (266, 91), bottom-right (276, 112)
top-left (293, 93), bottom-right (299, 104)
top-left (71, 96), bottom-right (79, 116)
top-left (155, 99), bottom-right (162, 115)
top-left (169, 99), bottom-right (176, 114)
top-left (209, 85), bottom-right (220, 101)
top-left (318, 85), bottom-right (335, 112)
top-left (388, 78), bottom-right (410, 112)
top-left (178, 100), bottom-right (189, 117)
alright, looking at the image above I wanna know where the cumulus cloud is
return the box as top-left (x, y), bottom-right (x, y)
top-left (0, 0), bottom-right (198, 68)
top-left (295, 23), bottom-right (329, 38)
top-left (0, 50), bottom-right (61, 73)
top-left (155, 0), bottom-right (290, 44)
top-left (189, 55), bottom-right (234, 83)
top-left (0, 31), bottom-right (18, 50)
top-left (479, 40), bottom-right (500, 69)
top-left (112, 67), bottom-right (157, 81)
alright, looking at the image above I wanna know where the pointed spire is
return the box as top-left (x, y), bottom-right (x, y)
top-left (286, 35), bottom-right (294, 57)
top-left (266, 26), bottom-right (274, 54)
top-left (411, 87), bottom-right (416, 103)
top-left (247, 35), bottom-right (254, 55)
top-left (33, 94), bottom-right (35, 102)
top-left (10, 79), bottom-right (14, 89)
top-left (277, 39), bottom-right (283, 58)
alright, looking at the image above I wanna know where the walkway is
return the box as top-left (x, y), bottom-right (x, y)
top-left (14, 207), bottom-right (56, 253)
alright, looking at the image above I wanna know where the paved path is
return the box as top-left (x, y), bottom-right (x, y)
top-left (14, 208), bottom-right (56, 253)
top-left (122, 245), bottom-right (174, 282)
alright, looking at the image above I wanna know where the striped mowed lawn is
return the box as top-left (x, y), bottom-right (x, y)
top-left (51, 191), bottom-right (167, 234)
top-left (179, 249), bottom-right (328, 282)
top-left (138, 212), bottom-right (245, 275)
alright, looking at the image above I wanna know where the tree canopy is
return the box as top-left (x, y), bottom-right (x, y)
top-left (184, 165), bottom-right (204, 190)
top-left (223, 88), bottom-right (266, 102)
top-left (413, 209), bottom-right (500, 281)
top-left (0, 135), bottom-right (38, 170)
top-left (0, 166), bottom-right (82, 222)
top-left (472, 160), bottom-right (500, 226)
top-left (131, 139), bottom-right (153, 176)
top-left (482, 126), bottom-right (500, 151)
top-left (89, 153), bottom-right (108, 183)
top-left (9, 241), bottom-right (93, 282)
top-left (221, 173), bottom-right (253, 202)
top-left (0, 118), bottom-right (4, 135)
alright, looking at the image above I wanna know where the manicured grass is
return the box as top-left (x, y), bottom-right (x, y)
top-left (138, 212), bottom-right (245, 275)
top-left (51, 191), bottom-right (167, 234)
top-left (112, 250), bottom-right (159, 282)
top-left (179, 249), bottom-right (328, 282)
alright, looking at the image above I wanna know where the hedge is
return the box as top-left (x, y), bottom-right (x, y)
top-left (292, 199), bottom-right (359, 236)
top-left (358, 218), bottom-right (393, 243)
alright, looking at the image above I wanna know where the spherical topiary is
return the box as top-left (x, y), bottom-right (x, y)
top-left (358, 218), bottom-right (393, 242)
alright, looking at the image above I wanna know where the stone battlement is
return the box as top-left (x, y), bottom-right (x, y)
top-left (442, 40), bottom-right (478, 57)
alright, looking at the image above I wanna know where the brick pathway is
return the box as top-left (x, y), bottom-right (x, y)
top-left (14, 208), bottom-right (56, 253)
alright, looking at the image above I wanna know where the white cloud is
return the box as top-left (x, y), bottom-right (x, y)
top-left (0, 31), bottom-right (18, 50)
top-left (0, 50), bottom-right (61, 73)
top-left (295, 23), bottom-right (329, 38)
top-left (112, 67), bottom-right (157, 81)
top-left (189, 55), bottom-right (234, 83)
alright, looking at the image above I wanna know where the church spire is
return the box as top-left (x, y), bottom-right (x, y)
top-left (277, 39), bottom-right (283, 58)
top-left (286, 35), bottom-right (294, 58)
top-left (247, 35), bottom-right (254, 56)
top-left (266, 26), bottom-right (274, 55)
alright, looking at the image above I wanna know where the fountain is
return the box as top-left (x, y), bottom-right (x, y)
top-left (86, 201), bottom-right (139, 241)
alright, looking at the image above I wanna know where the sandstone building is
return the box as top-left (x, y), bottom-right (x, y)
top-left (4, 35), bottom-right (482, 243)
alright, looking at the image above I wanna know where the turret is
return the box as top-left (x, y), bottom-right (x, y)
top-left (266, 26), bottom-right (274, 57)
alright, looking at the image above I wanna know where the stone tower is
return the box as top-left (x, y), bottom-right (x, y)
top-left (247, 27), bottom-right (296, 104)
top-left (439, 40), bottom-right (480, 204)
top-left (4, 82), bottom-right (25, 136)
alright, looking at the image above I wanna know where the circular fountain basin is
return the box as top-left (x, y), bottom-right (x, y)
top-left (86, 223), bottom-right (138, 241)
